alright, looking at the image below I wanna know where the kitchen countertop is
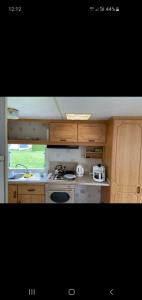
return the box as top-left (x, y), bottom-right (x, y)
top-left (47, 175), bottom-right (110, 186)
top-left (8, 174), bottom-right (110, 186)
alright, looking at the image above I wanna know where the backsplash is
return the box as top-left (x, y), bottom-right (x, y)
top-left (45, 147), bottom-right (102, 173)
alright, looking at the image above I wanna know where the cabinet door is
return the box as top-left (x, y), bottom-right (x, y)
top-left (18, 195), bottom-right (45, 203)
top-left (49, 123), bottom-right (77, 143)
top-left (78, 124), bottom-right (106, 144)
top-left (111, 121), bottom-right (142, 203)
top-left (8, 185), bottom-right (17, 203)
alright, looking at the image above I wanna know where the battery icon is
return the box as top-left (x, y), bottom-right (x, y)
top-left (116, 7), bottom-right (119, 11)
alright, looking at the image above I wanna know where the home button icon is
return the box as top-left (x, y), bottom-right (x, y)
top-left (68, 288), bottom-right (76, 296)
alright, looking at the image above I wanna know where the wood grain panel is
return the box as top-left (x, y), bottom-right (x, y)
top-left (78, 123), bottom-right (106, 144)
top-left (114, 123), bottom-right (141, 187)
top-left (49, 123), bottom-right (77, 142)
top-left (18, 184), bottom-right (45, 195)
top-left (18, 194), bottom-right (44, 203)
top-left (8, 184), bottom-right (17, 203)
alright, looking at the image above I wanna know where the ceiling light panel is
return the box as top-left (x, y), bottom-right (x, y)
top-left (66, 113), bottom-right (92, 120)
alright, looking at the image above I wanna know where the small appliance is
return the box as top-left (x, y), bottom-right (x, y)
top-left (76, 164), bottom-right (84, 177)
top-left (93, 164), bottom-right (105, 182)
top-left (45, 184), bottom-right (75, 203)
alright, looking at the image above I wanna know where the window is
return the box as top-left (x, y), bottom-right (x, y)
top-left (8, 144), bottom-right (46, 169)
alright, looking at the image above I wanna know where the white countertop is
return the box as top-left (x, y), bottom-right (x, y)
top-left (8, 176), bottom-right (48, 184)
top-left (8, 174), bottom-right (110, 186)
top-left (47, 175), bottom-right (110, 186)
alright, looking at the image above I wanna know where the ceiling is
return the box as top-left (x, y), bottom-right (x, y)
top-left (7, 97), bottom-right (142, 120)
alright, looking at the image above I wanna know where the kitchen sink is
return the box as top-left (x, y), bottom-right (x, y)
top-left (11, 173), bottom-right (25, 180)
top-left (9, 173), bottom-right (41, 181)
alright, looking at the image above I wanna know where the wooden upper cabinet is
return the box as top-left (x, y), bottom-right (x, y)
top-left (49, 123), bottom-right (78, 143)
top-left (8, 185), bottom-right (17, 203)
top-left (78, 123), bottom-right (106, 144)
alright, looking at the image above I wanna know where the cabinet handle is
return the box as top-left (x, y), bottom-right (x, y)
top-left (13, 191), bottom-right (17, 198)
top-left (60, 139), bottom-right (66, 142)
top-left (27, 189), bottom-right (35, 192)
top-left (88, 139), bottom-right (95, 142)
top-left (137, 186), bottom-right (140, 194)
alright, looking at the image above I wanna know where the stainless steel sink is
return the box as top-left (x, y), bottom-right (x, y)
top-left (10, 173), bottom-right (25, 180)
top-left (8, 172), bottom-right (39, 181)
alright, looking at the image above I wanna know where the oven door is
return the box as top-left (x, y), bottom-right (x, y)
top-left (46, 190), bottom-right (74, 203)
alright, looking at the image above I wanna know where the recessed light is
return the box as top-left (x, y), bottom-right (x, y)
top-left (66, 113), bottom-right (92, 120)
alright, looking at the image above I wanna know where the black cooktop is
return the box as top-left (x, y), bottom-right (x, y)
top-left (53, 170), bottom-right (76, 180)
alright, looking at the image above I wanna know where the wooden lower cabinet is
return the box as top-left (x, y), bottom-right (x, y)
top-left (78, 123), bottom-right (106, 144)
top-left (8, 185), bottom-right (17, 203)
top-left (110, 184), bottom-right (139, 203)
top-left (18, 184), bottom-right (44, 195)
top-left (8, 184), bottom-right (45, 203)
top-left (18, 194), bottom-right (44, 203)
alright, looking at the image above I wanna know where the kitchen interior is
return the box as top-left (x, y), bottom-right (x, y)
top-left (1, 97), bottom-right (142, 203)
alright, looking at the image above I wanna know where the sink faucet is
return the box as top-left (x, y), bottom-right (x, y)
top-left (15, 164), bottom-right (29, 173)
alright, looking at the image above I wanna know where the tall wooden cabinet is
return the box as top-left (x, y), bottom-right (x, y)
top-left (8, 184), bottom-right (45, 203)
top-left (103, 118), bottom-right (142, 203)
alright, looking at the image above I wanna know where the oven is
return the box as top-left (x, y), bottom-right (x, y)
top-left (45, 184), bottom-right (75, 203)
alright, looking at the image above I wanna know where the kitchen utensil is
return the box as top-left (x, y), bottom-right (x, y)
top-left (63, 174), bottom-right (76, 180)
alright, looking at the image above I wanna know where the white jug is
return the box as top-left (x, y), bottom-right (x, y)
top-left (76, 165), bottom-right (84, 177)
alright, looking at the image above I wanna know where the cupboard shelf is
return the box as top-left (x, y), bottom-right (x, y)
top-left (85, 146), bottom-right (104, 159)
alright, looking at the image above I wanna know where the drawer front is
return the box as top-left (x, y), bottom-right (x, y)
top-left (46, 184), bottom-right (75, 191)
top-left (18, 194), bottom-right (45, 203)
top-left (18, 184), bottom-right (45, 195)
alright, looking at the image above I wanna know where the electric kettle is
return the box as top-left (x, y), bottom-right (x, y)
top-left (76, 164), bottom-right (84, 177)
